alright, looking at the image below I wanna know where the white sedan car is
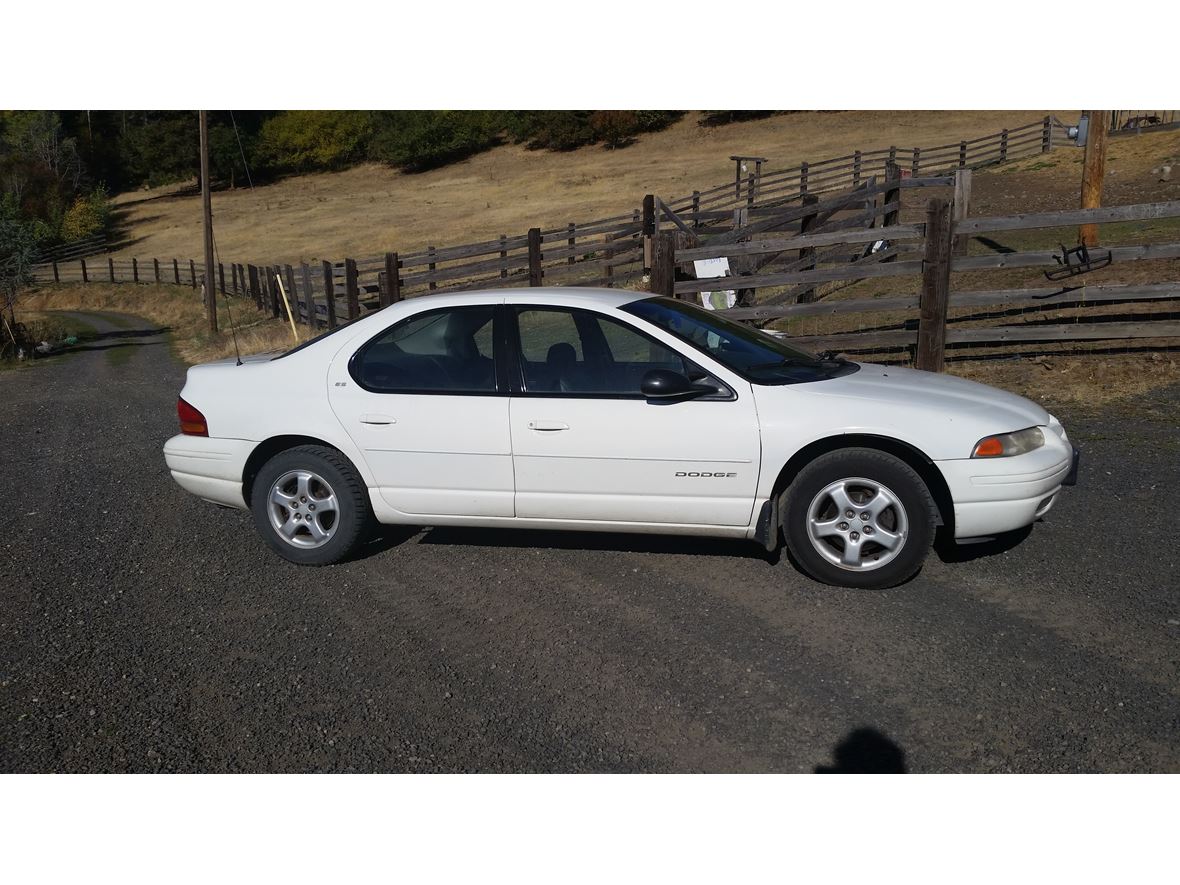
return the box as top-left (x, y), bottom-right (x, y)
top-left (164, 288), bottom-right (1078, 589)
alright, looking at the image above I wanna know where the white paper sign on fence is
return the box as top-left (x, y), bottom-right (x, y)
top-left (693, 257), bottom-right (736, 310)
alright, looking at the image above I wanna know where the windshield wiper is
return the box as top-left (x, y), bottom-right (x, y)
top-left (747, 356), bottom-right (825, 370)
top-left (815, 350), bottom-right (847, 362)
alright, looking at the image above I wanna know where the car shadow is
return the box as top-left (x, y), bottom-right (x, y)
top-left (934, 525), bottom-right (1033, 563)
top-left (373, 523), bottom-right (781, 563)
top-left (815, 728), bottom-right (908, 773)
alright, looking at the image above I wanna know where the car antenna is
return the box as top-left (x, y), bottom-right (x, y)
top-left (212, 230), bottom-right (243, 366)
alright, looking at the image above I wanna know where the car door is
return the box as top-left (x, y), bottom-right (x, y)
top-left (507, 303), bottom-right (761, 527)
top-left (327, 303), bottom-right (514, 517)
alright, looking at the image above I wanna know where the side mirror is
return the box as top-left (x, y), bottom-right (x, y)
top-left (641, 369), bottom-right (717, 402)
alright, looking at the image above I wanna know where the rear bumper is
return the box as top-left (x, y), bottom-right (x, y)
top-left (163, 434), bottom-right (253, 510)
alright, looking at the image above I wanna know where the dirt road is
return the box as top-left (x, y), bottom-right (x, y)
top-left (2, 311), bottom-right (1177, 772)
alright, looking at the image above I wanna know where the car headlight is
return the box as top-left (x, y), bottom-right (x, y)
top-left (971, 426), bottom-right (1045, 458)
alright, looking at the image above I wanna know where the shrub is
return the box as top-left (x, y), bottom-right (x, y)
top-left (506, 110), bottom-right (683, 151)
top-left (369, 111), bottom-right (502, 172)
top-left (59, 186), bottom-right (111, 242)
top-left (0, 196), bottom-right (45, 301)
top-left (699, 111), bottom-right (780, 128)
top-left (255, 111), bottom-right (374, 174)
top-left (503, 111), bottom-right (596, 151)
top-left (589, 111), bottom-right (640, 149)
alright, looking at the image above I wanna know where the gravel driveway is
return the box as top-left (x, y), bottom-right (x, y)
top-left (2, 310), bottom-right (1177, 772)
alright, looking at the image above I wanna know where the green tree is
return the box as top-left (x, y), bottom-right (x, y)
top-left (369, 111), bottom-right (502, 172)
top-left (254, 111), bottom-right (373, 174)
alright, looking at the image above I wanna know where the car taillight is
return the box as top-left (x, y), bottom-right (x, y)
top-left (177, 397), bottom-right (209, 436)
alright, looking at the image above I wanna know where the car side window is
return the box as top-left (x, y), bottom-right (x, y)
top-left (515, 307), bottom-right (691, 396)
top-left (351, 305), bottom-right (497, 393)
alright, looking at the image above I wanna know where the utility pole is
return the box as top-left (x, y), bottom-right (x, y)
top-left (199, 110), bottom-right (218, 333)
top-left (1078, 110), bottom-right (1109, 248)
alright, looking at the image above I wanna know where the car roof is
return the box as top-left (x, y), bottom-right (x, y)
top-left (381, 287), bottom-right (652, 312)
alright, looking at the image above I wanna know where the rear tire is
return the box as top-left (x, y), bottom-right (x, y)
top-left (782, 448), bottom-right (935, 589)
top-left (250, 445), bottom-right (371, 566)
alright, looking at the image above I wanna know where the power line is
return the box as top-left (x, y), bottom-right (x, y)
top-left (229, 111), bottom-right (255, 192)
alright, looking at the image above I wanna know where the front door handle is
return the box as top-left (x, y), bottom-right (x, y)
top-left (360, 414), bottom-right (396, 425)
top-left (528, 421), bottom-right (569, 432)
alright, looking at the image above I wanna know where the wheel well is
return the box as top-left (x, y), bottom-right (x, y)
top-left (241, 435), bottom-right (360, 508)
top-left (771, 434), bottom-right (954, 530)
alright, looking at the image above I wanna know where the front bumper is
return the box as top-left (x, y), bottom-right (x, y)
top-left (163, 434), bottom-right (254, 510)
top-left (937, 422), bottom-right (1076, 538)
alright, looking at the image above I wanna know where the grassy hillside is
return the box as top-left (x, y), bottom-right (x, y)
top-left (109, 110), bottom-right (1078, 265)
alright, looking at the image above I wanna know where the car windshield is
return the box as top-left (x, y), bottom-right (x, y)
top-left (621, 297), bottom-right (859, 384)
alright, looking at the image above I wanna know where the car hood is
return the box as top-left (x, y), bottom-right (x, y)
top-left (822, 363), bottom-right (1049, 425)
top-left (760, 362), bottom-right (1052, 461)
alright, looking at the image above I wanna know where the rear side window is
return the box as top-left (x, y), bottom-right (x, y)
top-left (350, 306), bottom-right (497, 393)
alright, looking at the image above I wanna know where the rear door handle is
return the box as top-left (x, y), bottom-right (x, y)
top-left (360, 414), bottom-right (396, 425)
top-left (528, 421), bottom-right (569, 432)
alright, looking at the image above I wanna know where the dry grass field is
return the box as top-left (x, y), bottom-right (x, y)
top-left (110, 110), bottom-right (1077, 265)
top-left (19, 112), bottom-right (1179, 409)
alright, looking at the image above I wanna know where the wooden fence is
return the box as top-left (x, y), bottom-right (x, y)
top-left (28, 115), bottom-right (1180, 369)
top-left (1110, 110), bottom-right (1179, 135)
top-left (664, 196), bottom-right (1180, 370)
top-left (31, 115), bottom-right (1063, 316)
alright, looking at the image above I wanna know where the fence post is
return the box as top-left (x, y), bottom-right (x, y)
top-left (80, 259), bottom-right (88, 283)
top-left (300, 263), bottom-right (315, 327)
top-left (853, 150), bottom-right (862, 187)
top-left (231, 264), bottom-right (238, 296)
top-left (426, 246), bottom-right (437, 292)
top-left (799, 162), bottom-right (809, 194)
top-left (602, 232), bottom-right (615, 287)
top-left (797, 194), bottom-right (820, 303)
top-left (284, 265), bottom-right (297, 321)
top-left (51, 260), bottom-right (59, 283)
top-left (641, 195), bottom-right (655, 273)
top-left (958, 141), bottom-right (967, 168)
top-left (190, 260), bottom-right (197, 290)
top-left (342, 258), bottom-right (359, 319)
top-left (322, 261), bottom-right (337, 329)
top-left (389, 251), bottom-right (408, 306)
top-left (248, 265), bottom-right (260, 308)
top-left (108, 257), bottom-right (115, 282)
top-left (527, 227), bottom-right (543, 286)
top-left (567, 223), bottom-right (576, 265)
top-left (691, 191), bottom-right (700, 228)
top-left (499, 235), bottom-right (508, 279)
top-left (170, 259), bottom-right (178, 285)
top-left (153, 258), bottom-right (160, 284)
top-left (888, 145), bottom-right (897, 166)
top-left (649, 231), bottom-right (677, 298)
top-left (916, 198), bottom-right (952, 373)
top-left (271, 267), bottom-right (282, 318)
top-left (1042, 115), bottom-right (1053, 153)
top-left (131, 258), bottom-right (137, 284)
top-left (218, 263), bottom-right (226, 295)
top-left (951, 169), bottom-right (973, 256)
top-left (911, 147), bottom-right (921, 176)
top-left (746, 172), bottom-right (756, 208)
top-left (882, 161), bottom-right (902, 266)
top-left (1000, 129), bottom-right (1009, 163)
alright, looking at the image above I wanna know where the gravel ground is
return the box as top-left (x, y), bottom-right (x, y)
top-left (2, 311), bottom-right (1178, 772)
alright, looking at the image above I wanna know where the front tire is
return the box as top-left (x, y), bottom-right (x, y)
top-left (250, 445), bottom-right (371, 566)
top-left (782, 448), bottom-right (936, 589)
